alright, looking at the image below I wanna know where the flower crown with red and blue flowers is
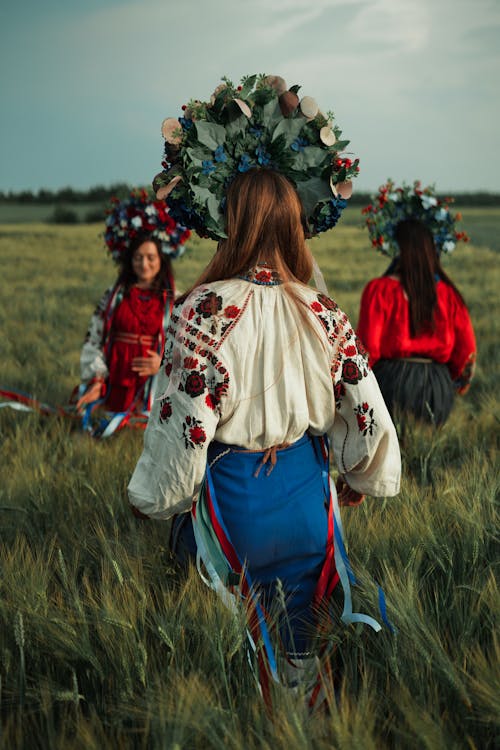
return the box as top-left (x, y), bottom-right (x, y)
top-left (153, 74), bottom-right (360, 241)
top-left (104, 189), bottom-right (191, 263)
top-left (362, 180), bottom-right (469, 258)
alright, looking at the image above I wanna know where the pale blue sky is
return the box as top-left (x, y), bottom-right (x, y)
top-left (1, 0), bottom-right (499, 192)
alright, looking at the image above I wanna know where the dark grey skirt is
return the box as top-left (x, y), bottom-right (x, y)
top-left (373, 359), bottom-right (454, 426)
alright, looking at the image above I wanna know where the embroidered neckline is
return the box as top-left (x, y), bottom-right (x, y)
top-left (239, 264), bottom-right (282, 286)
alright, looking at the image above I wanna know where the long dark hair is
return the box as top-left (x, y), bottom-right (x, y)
top-left (116, 234), bottom-right (174, 295)
top-left (179, 168), bottom-right (313, 297)
top-left (386, 219), bottom-right (465, 336)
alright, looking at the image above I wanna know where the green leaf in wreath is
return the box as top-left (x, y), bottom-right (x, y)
top-left (271, 117), bottom-right (306, 146)
top-left (194, 121), bottom-right (227, 151)
top-left (295, 176), bottom-right (333, 216)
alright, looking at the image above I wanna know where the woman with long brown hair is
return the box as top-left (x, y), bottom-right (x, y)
top-left (129, 76), bottom-right (400, 703)
top-left (358, 182), bottom-right (476, 426)
top-left (76, 191), bottom-right (189, 434)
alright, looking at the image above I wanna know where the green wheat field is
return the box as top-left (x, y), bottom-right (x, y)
top-left (0, 209), bottom-right (498, 748)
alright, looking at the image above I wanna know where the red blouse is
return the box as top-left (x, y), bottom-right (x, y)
top-left (356, 276), bottom-right (476, 393)
top-left (106, 287), bottom-right (165, 410)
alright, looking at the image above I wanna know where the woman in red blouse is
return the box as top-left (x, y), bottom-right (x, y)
top-left (76, 234), bottom-right (175, 415)
top-left (75, 192), bottom-right (189, 427)
top-left (357, 218), bottom-right (476, 425)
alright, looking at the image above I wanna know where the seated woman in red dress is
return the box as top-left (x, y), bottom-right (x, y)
top-left (76, 191), bottom-right (190, 427)
top-left (357, 181), bottom-right (476, 426)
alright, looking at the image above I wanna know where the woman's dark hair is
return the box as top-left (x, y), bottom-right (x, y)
top-left (386, 219), bottom-right (466, 336)
top-left (117, 233), bottom-right (174, 295)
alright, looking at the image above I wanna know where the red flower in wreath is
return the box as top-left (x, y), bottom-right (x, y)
top-left (342, 358), bottom-right (362, 384)
top-left (184, 371), bottom-right (206, 397)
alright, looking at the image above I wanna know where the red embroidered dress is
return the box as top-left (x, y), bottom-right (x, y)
top-left (80, 283), bottom-right (174, 413)
top-left (105, 287), bottom-right (165, 411)
top-left (357, 276), bottom-right (476, 393)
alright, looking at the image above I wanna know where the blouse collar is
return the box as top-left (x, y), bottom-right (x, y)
top-left (239, 263), bottom-right (282, 286)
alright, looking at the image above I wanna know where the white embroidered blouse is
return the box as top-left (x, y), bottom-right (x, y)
top-left (128, 266), bottom-right (401, 519)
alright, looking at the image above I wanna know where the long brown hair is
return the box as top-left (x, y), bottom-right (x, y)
top-left (179, 168), bottom-right (313, 300)
top-left (387, 219), bottom-right (466, 336)
top-left (117, 234), bottom-right (174, 296)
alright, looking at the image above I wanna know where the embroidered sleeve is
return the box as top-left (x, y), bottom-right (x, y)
top-left (328, 309), bottom-right (400, 497)
top-left (128, 289), bottom-right (234, 520)
top-left (80, 287), bottom-right (113, 384)
top-left (356, 279), bottom-right (387, 367)
top-left (447, 293), bottom-right (476, 394)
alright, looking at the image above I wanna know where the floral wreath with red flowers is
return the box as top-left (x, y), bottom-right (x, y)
top-left (104, 189), bottom-right (191, 263)
top-left (153, 74), bottom-right (360, 241)
top-left (362, 180), bottom-right (470, 258)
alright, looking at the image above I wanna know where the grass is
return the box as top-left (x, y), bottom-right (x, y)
top-left (0, 215), bottom-right (499, 748)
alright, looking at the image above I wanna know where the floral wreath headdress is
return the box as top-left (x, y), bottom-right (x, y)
top-left (362, 180), bottom-right (470, 258)
top-left (153, 74), bottom-right (360, 240)
top-left (104, 189), bottom-right (191, 263)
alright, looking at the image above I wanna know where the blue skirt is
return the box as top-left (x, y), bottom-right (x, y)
top-left (172, 434), bottom-right (330, 654)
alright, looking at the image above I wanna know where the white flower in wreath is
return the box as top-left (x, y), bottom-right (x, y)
top-left (156, 230), bottom-right (168, 241)
top-left (388, 192), bottom-right (400, 202)
top-left (145, 205), bottom-right (157, 217)
top-left (131, 216), bottom-right (143, 229)
top-left (421, 195), bottom-right (438, 209)
top-left (382, 241), bottom-right (390, 252)
top-left (435, 208), bottom-right (448, 222)
top-left (442, 240), bottom-right (455, 253)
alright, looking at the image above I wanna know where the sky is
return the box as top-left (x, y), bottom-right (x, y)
top-left (1, 0), bottom-right (499, 194)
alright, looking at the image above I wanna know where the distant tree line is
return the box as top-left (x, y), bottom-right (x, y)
top-left (0, 184), bottom-right (498, 210)
top-left (0, 183), bottom-right (143, 204)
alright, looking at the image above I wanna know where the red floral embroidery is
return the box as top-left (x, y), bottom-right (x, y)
top-left (311, 301), bottom-right (322, 313)
top-left (188, 308), bottom-right (195, 320)
top-left (342, 359), bottom-right (363, 384)
top-left (159, 397), bottom-right (172, 423)
top-left (334, 380), bottom-right (346, 409)
top-left (164, 362), bottom-right (172, 376)
top-left (343, 344), bottom-right (358, 358)
top-left (183, 356), bottom-right (199, 369)
top-left (184, 371), bottom-right (206, 397)
top-left (354, 403), bottom-right (376, 436)
top-left (317, 293), bottom-right (338, 312)
top-left (196, 291), bottom-right (222, 319)
top-left (224, 305), bottom-right (241, 319)
top-left (255, 270), bottom-right (272, 283)
top-left (182, 416), bottom-right (206, 449)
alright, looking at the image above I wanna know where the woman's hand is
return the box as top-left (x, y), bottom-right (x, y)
top-left (336, 476), bottom-right (366, 507)
top-left (131, 349), bottom-right (162, 378)
top-left (76, 381), bottom-right (103, 412)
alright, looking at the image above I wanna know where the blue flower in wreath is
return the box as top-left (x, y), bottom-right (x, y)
top-left (202, 160), bottom-right (216, 175)
top-left (214, 145), bottom-right (227, 163)
top-left (238, 154), bottom-right (252, 173)
top-left (179, 116), bottom-right (193, 131)
top-left (255, 144), bottom-right (271, 166)
top-left (249, 125), bottom-right (264, 138)
top-left (291, 137), bottom-right (308, 153)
